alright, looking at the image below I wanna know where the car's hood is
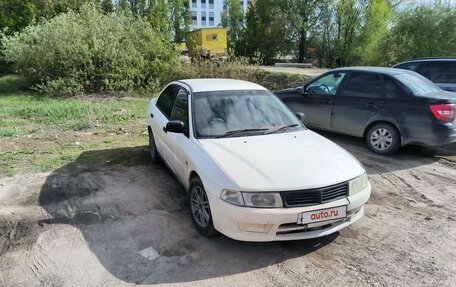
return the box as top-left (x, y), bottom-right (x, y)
top-left (198, 130), bottom-right (365, 191)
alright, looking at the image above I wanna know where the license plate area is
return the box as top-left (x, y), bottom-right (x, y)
top-left (297, 206), bottom-right (347, 225)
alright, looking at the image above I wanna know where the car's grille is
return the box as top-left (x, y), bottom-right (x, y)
top-left (280, 182), bottom-right (348, 207)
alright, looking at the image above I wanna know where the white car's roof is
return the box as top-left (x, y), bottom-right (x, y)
top-left (179, 79), bottom-right (267, 93)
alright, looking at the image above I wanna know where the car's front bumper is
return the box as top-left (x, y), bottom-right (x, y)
top-left (208, 183), bottom-right (371, 242)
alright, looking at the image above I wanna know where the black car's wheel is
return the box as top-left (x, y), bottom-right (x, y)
top-left (366, 123), bottom-right (400, 155)
top-left (188, 177), bottom-right (217, 237)
top-left (148, 127), bottom-right (159, 162)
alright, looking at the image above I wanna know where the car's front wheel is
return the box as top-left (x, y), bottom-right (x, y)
top-left (188, 177), bottom-right (217, 237)
top-left (148, 127), bottom-right (159, 162)
top-left (366, 123), bottom-right (400, 155)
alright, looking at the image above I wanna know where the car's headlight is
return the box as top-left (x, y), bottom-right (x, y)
top-left (349, 173), bottom-right (368, 196)
top-left (220, 189), bottom-right (244, 206)
top-left (220, 190), bottom-right (283, 208)
top-left (243, 192), bottom-right (283, 208)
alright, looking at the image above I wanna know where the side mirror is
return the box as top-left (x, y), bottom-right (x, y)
top-left (166, 120), bottom-right (185, 134)
top-left (296, 112), bottom-right (305, 122)
top-left (297, 86), bottom-right (307, 95)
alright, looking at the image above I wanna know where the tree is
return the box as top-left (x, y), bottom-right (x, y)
top-left (114, 0), bottom-right (170, 34)
top-left (285, 0), bottom-right (326, 63)
top-left (221, 0), bottom-right (244, 52)
top-left (359, 0), bottom-right (394, 65)
top-left (168, 0), bottom-right (189, 42)
top-left (0, 0), bottom-right (38, 35)
top-left (239, 5), bottom-right (259, 58)
top-left (252, 0), bottom-right (287, 64)
top-left (377, 2), bottom-right (456, 66)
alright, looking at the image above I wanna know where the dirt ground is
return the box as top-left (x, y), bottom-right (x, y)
top-left (260, 66), bottom-right (330, 78)
top-left (0, 130), bottom-right (455, 287)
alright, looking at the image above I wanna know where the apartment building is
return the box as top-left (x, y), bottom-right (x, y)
top-left (189, 0), bottom-right (253, 30)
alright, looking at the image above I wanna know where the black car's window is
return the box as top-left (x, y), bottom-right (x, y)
top-left (395, 62), bottom-right (419, 71)
top-left (170, 88), bottom-right (189, 128)
top-left (307, 72), bottom-right (346, 95)
top-left (385, 78), bottom-right (404, 99)
top-left (342, 72), bottom-right (383, 98)
top-left (416, 61), bottom-right (456, 84)
top-left (393, 72), bottom-right (441, 95)
top-left (156, 85), bottom-right (179, 118)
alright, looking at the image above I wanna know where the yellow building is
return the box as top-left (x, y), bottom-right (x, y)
top-left (186, 27), bottom-right (227, 58)
top-left (173, 42), bottom-right (188, 54)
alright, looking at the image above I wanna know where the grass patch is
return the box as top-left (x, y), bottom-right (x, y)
top-left (0, 75), bottom-right (31, 95)
top-left (0, 75), bottom-right (148, 137)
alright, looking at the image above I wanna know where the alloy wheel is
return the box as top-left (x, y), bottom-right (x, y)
top-left (190, 186), bottom-right (210, 228)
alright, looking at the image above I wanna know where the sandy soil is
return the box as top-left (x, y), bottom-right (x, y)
top-left (0, 131), bottom-right (455, 287)
top-left (260, 66), bottom-right (330, 78)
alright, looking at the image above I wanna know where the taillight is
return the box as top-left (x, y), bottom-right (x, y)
top-left (429, 104), bottom-right (456, 122)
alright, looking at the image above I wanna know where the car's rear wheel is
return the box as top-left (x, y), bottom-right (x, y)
top-left (148, 127), bottom-right (159, 162)
top-left (366, 123), bottom-right (400, 155)
top-left (188, 177), bottom-right (217, 237)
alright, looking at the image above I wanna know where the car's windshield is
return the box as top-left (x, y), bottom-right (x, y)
top-left (394, 72), bottom-right (441, 95)
top-left (192, 90), bottom-right (303, 138)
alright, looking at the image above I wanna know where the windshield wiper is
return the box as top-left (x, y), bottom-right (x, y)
top-left (216, 128), bottom-right (269, 138)
top-left (264, 124), bottom-right (300, 135)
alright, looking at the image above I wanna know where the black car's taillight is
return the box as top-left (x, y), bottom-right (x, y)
top-left (429, 104), bottom-right (456, 122)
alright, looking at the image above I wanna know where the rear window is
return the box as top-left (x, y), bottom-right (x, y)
top-left (416, 61), bottom-right (456, 84)
top-left (393, 72), bottom-right (441, 95)
top-left (395, 62), bottom-right (419, 71)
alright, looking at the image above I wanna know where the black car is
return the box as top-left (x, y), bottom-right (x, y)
top-left (394, 58), bottom-right (456, 92)
top-left (275, 67), bottom-right (456, 154)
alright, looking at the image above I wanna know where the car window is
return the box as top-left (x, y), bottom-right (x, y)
top-left (307, 72), bottom-right (346, 95)
top-left (342, 72), bottom-right (383, 98)
top-left (416, 61), bottom-right (456, 84)
top-left (156, 85), bottom-right (179, 118)
top-left (395, 62), bottom-right (419, 71)
top-left (193, 90), bottom-right (303, 138)
top-left (393, 72), bottom-right (441, 95)
top-left (385, 78), bottom-right (404, 99)
top-left (170, 88), bottom-right (189, 127)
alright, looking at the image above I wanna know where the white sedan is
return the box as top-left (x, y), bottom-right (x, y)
top-left (147, 79), bottom-right (371, 242)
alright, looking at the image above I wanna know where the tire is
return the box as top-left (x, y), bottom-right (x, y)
top-left (366, 123), bottom-right (401, 155)
top-left (188, 177), bottom-right (217, 237)
top-left (148, 127), bottom-right (159, 162)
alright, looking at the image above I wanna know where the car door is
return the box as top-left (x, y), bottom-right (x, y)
top-left (153, 84), bottom-right (179, 168)
top-left (300, 72), bottom-right (347, 128)
top-left (167, 87), bottom-right (191, 182)
top-left (331, 72), bottom-right (385, 135)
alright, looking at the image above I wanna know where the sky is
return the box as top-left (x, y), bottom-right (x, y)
top-left (400, 0), bottom-right (456, 6)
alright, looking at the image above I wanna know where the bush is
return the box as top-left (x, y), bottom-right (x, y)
top-left (165, 58), bottom-right (312, 91)
top-left (1, 4), bottom-right (178, 96)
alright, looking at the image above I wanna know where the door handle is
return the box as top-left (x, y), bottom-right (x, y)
top-left (163, 126), bottom-right (167, 133)
top-left (323, 99), bottom-right (333, 104)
